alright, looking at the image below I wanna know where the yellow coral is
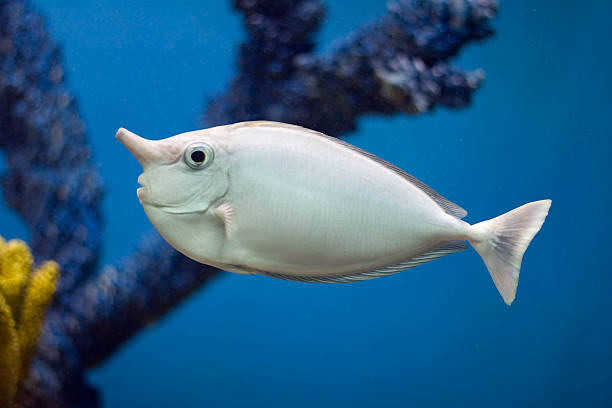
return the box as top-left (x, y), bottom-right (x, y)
top-left (0, 292), bottom-right (20, 408)
top-left (0, 235), bottom-right (59, 406)
top-left (17, 260), bottom-right (59, 379)
top-left (0, 239), bottom-right (31, 312)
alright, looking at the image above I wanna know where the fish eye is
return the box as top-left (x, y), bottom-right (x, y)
top-left (184, 142), bottom-right (214, 169)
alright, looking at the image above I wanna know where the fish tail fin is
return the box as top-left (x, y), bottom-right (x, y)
top-left (468, 200), bottom-right (551, 305)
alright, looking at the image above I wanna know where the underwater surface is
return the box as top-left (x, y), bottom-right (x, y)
top-left (0, 0), bottom-right (611, 406)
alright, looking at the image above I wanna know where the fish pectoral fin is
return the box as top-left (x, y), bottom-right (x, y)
top-left (213, 202), bottom-right (235, 239)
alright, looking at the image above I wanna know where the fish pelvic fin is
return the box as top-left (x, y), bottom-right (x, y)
top-left (468, 200), bottom-right (551, 306)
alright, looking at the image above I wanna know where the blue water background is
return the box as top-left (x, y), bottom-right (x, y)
top-left (1, 0), bottom-right (611, 406)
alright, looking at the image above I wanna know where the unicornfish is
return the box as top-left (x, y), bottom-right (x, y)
top-left (116, 121), bottom-right (551, 305)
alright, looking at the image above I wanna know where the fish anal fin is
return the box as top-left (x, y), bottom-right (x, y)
top-left (259, 240), bottom-right (468, 283)
top-left (214, 202), bottom-right (235, 239)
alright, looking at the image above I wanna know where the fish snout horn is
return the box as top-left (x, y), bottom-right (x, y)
top-left (116, 128), bottom-right (164, 168)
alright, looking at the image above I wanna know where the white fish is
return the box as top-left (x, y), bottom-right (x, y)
top-left (116, 121), bottom-right (550, 305)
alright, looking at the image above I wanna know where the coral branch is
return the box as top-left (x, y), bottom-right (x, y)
top-left (0, 288), bottom-right (19, 407)
top-left (0, 236), bottom-right (59, 407)
top-left (205, 0), bottom-right (497, 135)
top-left (65, 233), bottom-right (217, 369)
top-left (234, 0), bottom-right (324, 80)
top-left (0, 239), bottom-right (31, 311)
top-left (18, 259), bottom-right (58, 380)
top-left (0, 0), bottom-right (104, 296)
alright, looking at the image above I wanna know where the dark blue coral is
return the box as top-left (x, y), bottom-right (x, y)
top-left (0, 0), bottom-right (497, 406)
top-left (0, 0), bottom-right (104, 298)
top-left (206, 0), bottom-right (497, 134)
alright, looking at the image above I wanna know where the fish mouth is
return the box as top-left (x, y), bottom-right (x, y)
top-left (136, 174), bottom-right (150, 202)
top-left (137, 174), bottom-right (147, 188)
top-left (136, 187), bottom-right (147, 201)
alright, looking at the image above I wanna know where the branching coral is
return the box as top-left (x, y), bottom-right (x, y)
top-left (0, 236), bottom-right (59, 407)
top-left (0, 0), bottom-right (103, 298)
top-left (0, 0), bottom-right (497, 406)
top-left (206, 0), bottom-right (497, 134)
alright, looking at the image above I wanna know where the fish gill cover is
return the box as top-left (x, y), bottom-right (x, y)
top-left (0, 0), bottom-right (497, 406)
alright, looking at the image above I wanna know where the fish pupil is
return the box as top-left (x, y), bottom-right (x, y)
top-left (191, 150), bottom-right (206, 163)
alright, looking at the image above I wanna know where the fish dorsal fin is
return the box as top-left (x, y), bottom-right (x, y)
top-left (231, 121), bottom-right (467, 219)
top-left (259, 240), bottom-right (468, 283)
